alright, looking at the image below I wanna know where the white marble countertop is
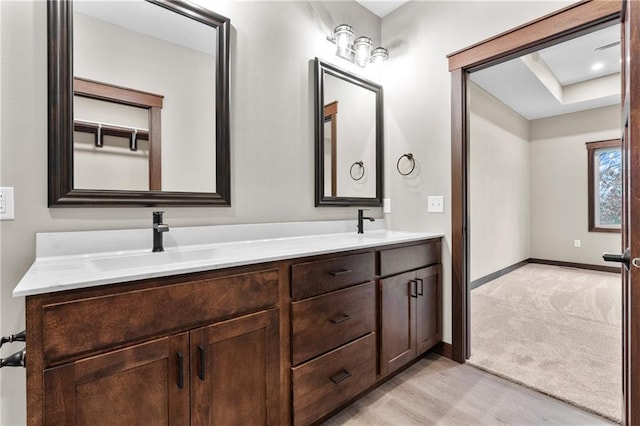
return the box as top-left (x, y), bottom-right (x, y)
top-left (13, 220), bottom-right (443, 297)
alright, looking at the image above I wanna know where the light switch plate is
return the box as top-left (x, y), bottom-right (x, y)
top-left (0, 187), bottom-right (15, 220)
top-left (383, 198), bottom-right (391, 214)
top-left (428, 195), bottom-right (444, 213)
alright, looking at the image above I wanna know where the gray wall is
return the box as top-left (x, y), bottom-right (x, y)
top-left (468, 85), bottom-right (620, 282)
top-left (530, 105), bottom-right (621, 265)
top-left (469, 83), bottom-right (531, 282)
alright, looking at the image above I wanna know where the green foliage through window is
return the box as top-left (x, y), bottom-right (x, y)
top-left (596, 147), bottom-right (622, 228)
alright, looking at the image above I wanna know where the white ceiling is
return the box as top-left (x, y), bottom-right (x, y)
top-left (470, 24), bottom-right (621, 120)
top-left (356, 0), bottom-right (409, 18)
top-left (74, 1), bottom-right (217, 56)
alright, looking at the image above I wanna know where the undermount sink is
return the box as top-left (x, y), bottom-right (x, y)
top-left (91, 247), bottom-right (235, 271)
top-left (355, 230), bottom-right (412, 239)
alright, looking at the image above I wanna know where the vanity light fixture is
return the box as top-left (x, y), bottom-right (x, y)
top-left (329, 25), bottom-right (389, 67)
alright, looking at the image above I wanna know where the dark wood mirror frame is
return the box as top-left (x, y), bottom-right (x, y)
top-left (48, 0), bottom-right (231, 207)
top-left (314, 58), bottom-right (383, 207)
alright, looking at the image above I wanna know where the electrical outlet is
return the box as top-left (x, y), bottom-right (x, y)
top-left (0, 187), bottom-right (15, 220)
top-left (428, 196), bottom-right (444, 213)
top-left (383, 198), bottom-right (391, 213)
top-left (574, 240), bottom-right (581, 248)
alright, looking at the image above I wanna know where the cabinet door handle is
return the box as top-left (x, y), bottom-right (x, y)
top-left (330, 369), bottom-right (352, 384)
top-left (329, 269), bottom-right (352, 276)
top-left (416, 278), bottom-right (424, 296)
top-left (198, 345), bottom-right (206, 381)
top-left (330, 314), bottom-right (352, 324)
top-left (177, 352), bottom-right (184, 389)
top-left (409, 280), bottom-right (418, 298)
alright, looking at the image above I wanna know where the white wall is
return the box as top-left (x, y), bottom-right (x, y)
top-left (0, 2), bottom-right (381, 423)
top-left (530, 105), bottom-right (621, 266)
top-left (469, 83), bottom-right (531, 281)
top-left (381, 0), bottom-right (573, 345)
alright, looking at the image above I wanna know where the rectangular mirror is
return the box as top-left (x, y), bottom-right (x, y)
top-left (314, 58), bottom-right (383, 207)
top-left (48, 0), bottom-right (230, 206)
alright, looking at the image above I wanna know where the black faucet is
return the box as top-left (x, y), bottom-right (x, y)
top-left (152, 211), bottom-right (170, 252)
top-left (357, 209), bottom-right (375, 234)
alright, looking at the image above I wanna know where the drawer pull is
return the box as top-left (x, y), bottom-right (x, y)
top-left (198, 345), bottom-right (206, 381)
top-left (329, 269), bottom-right (352, 276)
top-left (330, 369), bottom-right (352, 384)
top-left (409, 280), bottom-right (418, 298)
top-left (330, 314), bottom-right (352, 324)
top-left (416, 278), bottom-right (424, 296)
top-left (177, 352), bottom-right (184, 389)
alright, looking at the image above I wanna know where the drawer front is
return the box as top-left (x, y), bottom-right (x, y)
top-left (291, 282), bottom-right (375, 365)
top-left (292, 333), bottom-right (376, 426)
top-left (42, 268), bottom-right (280, 364)
top-left (291, 252), bottom-right (374, 300)
top-left (379, 240), bottom-right (441, 277)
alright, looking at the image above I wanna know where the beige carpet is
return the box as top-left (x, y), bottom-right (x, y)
top-left (469, 263), bottom-right (622, 423)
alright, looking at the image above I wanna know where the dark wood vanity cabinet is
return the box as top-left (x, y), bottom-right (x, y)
top-left (28, 265), bottom-right (283, 425)
top-left (289, 239), bottom-right (442, 425)
top-left (190, 309), bottom-right (280, 425)
top-left (44, 332), bottom-right (191, 424)
top-left (290, 253), bottom-right (377, 426)
top-left (379, 241), bottom-right (442, 377)
top-left (26, 238), bottom-right (442, 425)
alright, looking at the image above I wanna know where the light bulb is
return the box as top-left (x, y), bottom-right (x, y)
top-left (370, 47), bottom-right (389, 65)
top-left (354, 36), bottom-right (373, 67)
top-left (334, 25), bottom-right (354, 57)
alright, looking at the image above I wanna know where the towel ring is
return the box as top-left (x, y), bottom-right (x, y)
top-left (350, 161), bottom-right (365, 181)
top-left (397, 153), bottom-right (415, 176)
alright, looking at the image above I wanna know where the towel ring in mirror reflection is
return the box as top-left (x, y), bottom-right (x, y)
top-left (350, 161), bottom-right (365, 181)
top-left (397, 153), bottom-right (416, 176)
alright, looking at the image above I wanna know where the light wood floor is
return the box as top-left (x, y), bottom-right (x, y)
top-left (323, 353), bottom-right (615, 425)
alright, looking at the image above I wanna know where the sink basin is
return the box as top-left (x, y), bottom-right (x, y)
top-left (353, 230), bottom-right (412, 240)
top-left (91, 247), bottom-right (235, 271)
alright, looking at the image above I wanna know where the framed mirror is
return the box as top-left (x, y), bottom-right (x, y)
top-left (314, 58), bottom-right (383, 207)
top-left (48, 0), bottom-right (230, 206)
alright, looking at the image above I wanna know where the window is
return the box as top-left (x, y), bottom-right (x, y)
top-left (586, 139), bottom-right (622, 233)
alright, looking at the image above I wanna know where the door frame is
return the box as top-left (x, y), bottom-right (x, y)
top-left (447, 0), bottom-right (623, 403)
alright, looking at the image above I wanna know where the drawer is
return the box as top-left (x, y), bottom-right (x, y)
top-left (292, 333), bottom-right (376, 426)
top-left (379, 240), bottom-right (441, 277)
top-left (291, 252), bottom-right (374, 300)
top-left (42, 268), bottom-right (280, 364)
top-left (291, 282), bottom-right (375, 365)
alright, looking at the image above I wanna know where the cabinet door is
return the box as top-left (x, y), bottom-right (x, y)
top-left (43, 333), bottom-right (190, 425)
top-left (380, 270), bottom-right (416, 377)
top-left (191, 309), bottom-right (280, 425)
top-left (415, 264), bottom-right (442, 355)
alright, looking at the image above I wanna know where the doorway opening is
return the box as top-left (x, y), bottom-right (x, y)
top-left (465, 23), bottom-right (622, 422)
top-left (446, 0), bottom-right (634, 423)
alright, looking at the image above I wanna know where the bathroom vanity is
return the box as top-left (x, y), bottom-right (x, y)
top-left (15, 223), bottom-right (442, 425)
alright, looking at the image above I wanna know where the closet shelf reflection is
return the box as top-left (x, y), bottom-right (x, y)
top-left (74, 119), bottom-right (149, 151)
